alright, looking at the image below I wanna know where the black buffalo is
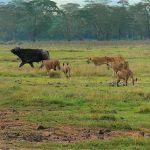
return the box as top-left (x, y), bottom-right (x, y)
top-left (11, 47), bottom-right (50, 68)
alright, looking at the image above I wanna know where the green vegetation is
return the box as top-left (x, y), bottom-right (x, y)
top-left (0, 41), bottom-right (150, 149)
top-left (1, 0), bottom-right (150, 41)
top-left (7, 138), bottom-right (150, 150)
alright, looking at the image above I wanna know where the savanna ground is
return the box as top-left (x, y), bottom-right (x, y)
top-left (0, 40), bottom-right (150, 150)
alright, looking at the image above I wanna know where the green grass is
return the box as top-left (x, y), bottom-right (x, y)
top-left (5, 138), bottom-right (150, 150)
top-left (0, 40), bottom-right (150, 149)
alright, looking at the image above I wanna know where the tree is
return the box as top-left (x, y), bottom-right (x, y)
top-left (1, 0), bottom-right (150, 41)
top-left (21, 0), bottom-right (60, 41)
top-left (0, 1), bottom-right (24, 41)
top-left (60, 3), bottom-right (81, 41)
top-left (84, 3), bottom-right (112, 40)
top-left (142, 0), bottom-right (150, 38)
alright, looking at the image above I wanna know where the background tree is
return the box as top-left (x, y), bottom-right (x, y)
top-left (2, 0), bottom-right (150, 41)
top-left (22, 0), bottom-right (60, 41)
top-left (60, 3), bottom-right (81, 41)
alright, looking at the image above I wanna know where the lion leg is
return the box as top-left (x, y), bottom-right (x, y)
top-left (48, 70), bottom-right (52, 77)
top-left (46, 68), bottom-right (50, 75)
top-left (58, 63), bottom-right (61, 70)
top-left (40, 62), bottom-right (44, 69)
top-left (125, 78), bottom-right (128, 86)
top-left (112, 70), bottom-right (116, 77)
top-left (54, 65), bottom-right (57, 71)
top-left (106, 64), bottom-right (110, 70)
top-left (65, 73), bottom-right (68, 78)
top-left (117, 79), bottom-right (120, 87)
top-left (132, 77), bottom-right (134, 86)
top-left (69, 72), bottom-right (71, 77)
top-left (130, 74), bottom-right (134, 86)
top-left (123, 79), bottom-right (126, 86)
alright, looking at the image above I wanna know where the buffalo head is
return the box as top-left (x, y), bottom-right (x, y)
top-left (11, 47), bottom-right (21, 55)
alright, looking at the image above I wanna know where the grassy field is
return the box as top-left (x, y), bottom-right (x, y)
top-left (0, 41), bottom-right (150, 149)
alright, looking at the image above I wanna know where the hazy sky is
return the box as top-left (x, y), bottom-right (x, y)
top-left (0, 0), bottom-right (141, 5)
top-left (52, 0), bottom-right (141, 5)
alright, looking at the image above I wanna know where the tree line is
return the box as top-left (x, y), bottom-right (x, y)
top-left (0, 0), bottom-right (150, 41)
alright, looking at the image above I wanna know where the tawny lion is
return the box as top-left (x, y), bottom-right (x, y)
top-left (40, 59), bottom-right (61, 72)
top-left (116, 61), bottom-right (137, 86)
top-left (62, 63), bottom-right (71, 78)
top-left (87, 56), bottom-right (126, 75)
top-left (105, 56), bottom-right (126, 72)
top-left (87, 56), bottom-right (108, 66)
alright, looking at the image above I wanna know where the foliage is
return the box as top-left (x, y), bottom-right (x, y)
top-left (1, 0), bottom-right (150, 41)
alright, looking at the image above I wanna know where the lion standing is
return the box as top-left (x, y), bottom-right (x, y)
top-left (40, 59), bottom-right (61, 72)
top-left (87, 56), bottom-right (126, 76)
top-left (116, 61), bottom-right (137, 86)
top-left (62, 63), bottom-right (71, 78)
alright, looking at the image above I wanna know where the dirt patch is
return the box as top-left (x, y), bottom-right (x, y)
top-left (2, 132), bottom-right (47, 142)
top-left (1, 128), bottom-right (111, 142)
top-left (42, 127), bottom-right (150, 142)
top-left (1, 126), bottom-right (150, 143)
top-left (42, 127), bottom-right (112, 142)
top-left (0, 109), bottom-right (150, 143)
top-left (0, 109), bottom-right (25, 130)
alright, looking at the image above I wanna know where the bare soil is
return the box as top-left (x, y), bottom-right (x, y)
top-left (0, 109), bottom-right (150, 144)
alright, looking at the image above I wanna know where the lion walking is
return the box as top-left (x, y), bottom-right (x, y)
top-left (40, 59), bottom-right (61, 72)
top-left (87, 56), bottom-right (126, 76)
top-left (62, 63), bottom-right (71, 78)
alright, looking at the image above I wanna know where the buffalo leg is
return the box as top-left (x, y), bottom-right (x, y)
top-left (29, 62), bottom-right (34, 68)
top-left (19, 62), bottom-right (25, 68)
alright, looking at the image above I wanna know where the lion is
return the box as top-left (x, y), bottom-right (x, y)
top-left (40, 59), bottom-right (61, 72)
top-left (62, 63), bottom-right (71, 78)
top-left (87, 56), bottom-right (126, 75)
top-left (106, 56), bottom-right (125, 63)
top-left (87, 56), bottom-right (125, 66)
top-left (105, 56), bottom-right (125, 70)
top-left (87, 56), bottom-right (108, 66)
top-left (109, 61), bottom-right (126, 75)
top-left (116, 61), bottom-right (137, 86)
